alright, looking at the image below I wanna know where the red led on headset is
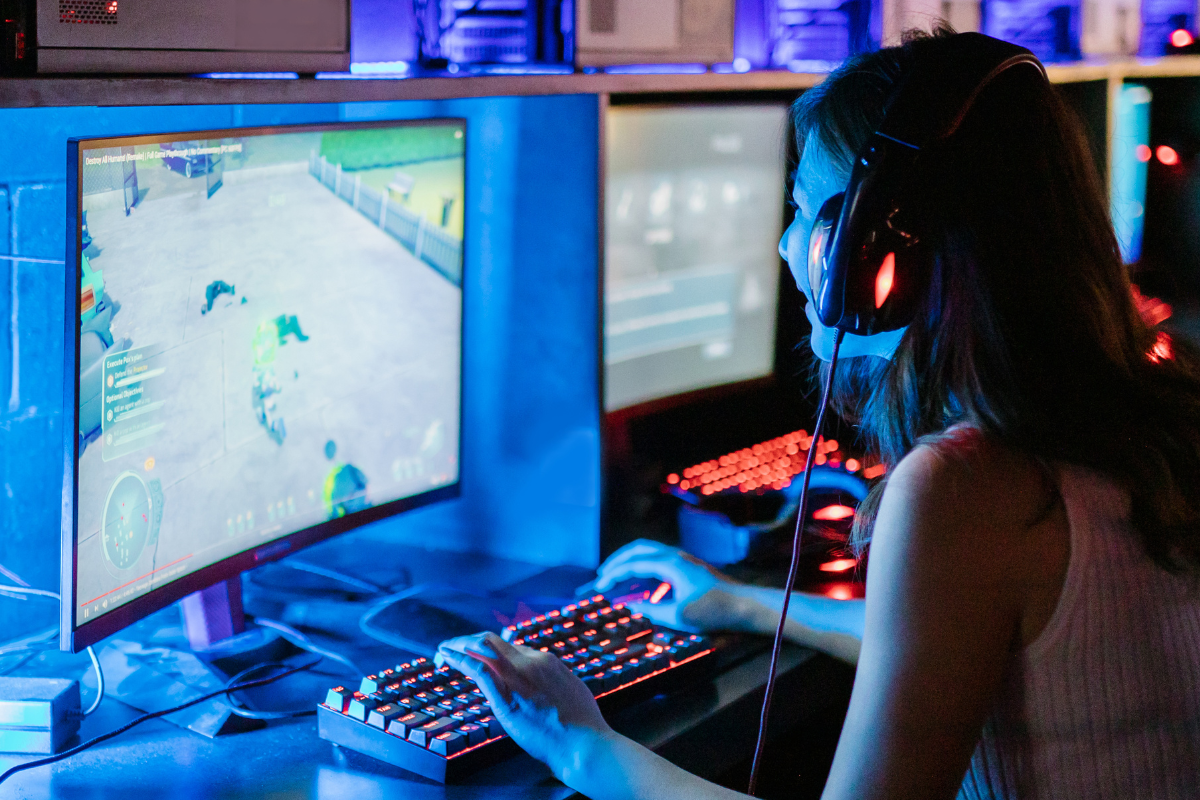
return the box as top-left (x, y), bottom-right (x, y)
top-left (875, 252), bottom-right (895, 308)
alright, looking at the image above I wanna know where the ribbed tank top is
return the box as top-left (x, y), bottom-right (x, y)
top-left (959, 465), bottom-right (1200, 799)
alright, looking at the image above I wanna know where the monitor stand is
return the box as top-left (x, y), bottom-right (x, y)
top-left (177, 577), bottom-right (301, 687)
top-left (97, 577), bottom-right (300, 737)
top-left (180, 578), bottom-right (247, 651)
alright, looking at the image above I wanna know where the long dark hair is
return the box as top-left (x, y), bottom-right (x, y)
top-left (791, 29), bottom-right (1200, 573)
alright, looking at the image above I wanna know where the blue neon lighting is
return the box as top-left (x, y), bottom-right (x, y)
top-left (603, 63), bottom-right (708, 75)
top-left (1111, 84), bottom-right (1152, 264)
top-left (195, 72), bottom-right (300, 80)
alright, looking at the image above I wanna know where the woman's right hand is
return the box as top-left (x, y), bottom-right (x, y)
top-left (591, 540), bottom-right (744, 633)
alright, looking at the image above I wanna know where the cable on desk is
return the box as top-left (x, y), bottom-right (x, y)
top-left (83, 646), bottom-right (104, 717)
top-left (253, 617), bottom-right (363, 676)
top-left (281, 561), bottom-right (390, 594)
top-left (357, 583), bottom-right (458, 655)
top-left (245, 560), bottom-right (411, 600)
top-left (0, 658), bottom-right (322, 789)
top-left (221, 661), bottom-right (319, 720)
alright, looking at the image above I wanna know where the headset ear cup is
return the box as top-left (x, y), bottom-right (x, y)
top-left (851, 229), bottom-right (929, 334)
top-left (808, 193), bottom-right (845, 327)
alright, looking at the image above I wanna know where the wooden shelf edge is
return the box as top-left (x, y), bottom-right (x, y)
top-left (0, 70), bottom-right (824, 109)
top-left (5, 55), bottom-right (1200, 109)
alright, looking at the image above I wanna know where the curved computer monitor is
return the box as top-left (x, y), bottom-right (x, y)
top-left (603, 102), bottom-right (789, 413)
top-left (60, 119), bottom-right (466, 652)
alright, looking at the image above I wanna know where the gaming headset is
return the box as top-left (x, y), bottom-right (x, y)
top-left (748, 34), bottom-right (1050, 796)
top-left (806, 32), bottom-right (1049, 337)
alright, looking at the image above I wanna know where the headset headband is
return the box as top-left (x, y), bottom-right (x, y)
top-left (808, 33), bottom-right (1048, 336)
top-left (879, 33), bottom-right (1048, 151)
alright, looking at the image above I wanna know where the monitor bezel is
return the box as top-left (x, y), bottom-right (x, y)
top-left (61, 118), bottom-right (468, 653)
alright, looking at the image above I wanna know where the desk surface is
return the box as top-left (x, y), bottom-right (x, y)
top-left (0, 544), bottom-right (854, 799)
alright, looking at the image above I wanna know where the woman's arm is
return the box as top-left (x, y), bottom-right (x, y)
top-left (438, 438), bottom-right (1060, 800)
top-left (724, 585), bottom-right (864, 664)
top-left (591, 540), bottom-right (865, 664)
top-left (821, 441), bottom-right (1056, 799)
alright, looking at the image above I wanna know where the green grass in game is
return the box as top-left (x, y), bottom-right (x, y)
top-left (354, 158), bottom-right (465, 239)
top-left (319, 126), bottom-right (465, 171)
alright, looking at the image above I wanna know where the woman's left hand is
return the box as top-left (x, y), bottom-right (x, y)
top-left (435, 631), bottom-right (612, 775)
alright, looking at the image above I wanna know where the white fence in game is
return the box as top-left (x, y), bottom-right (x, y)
top-left (309, 153), bottom-right (463, 286)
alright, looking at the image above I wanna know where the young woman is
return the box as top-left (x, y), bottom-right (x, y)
top-left (438, 30), bottom-right (1200, 799)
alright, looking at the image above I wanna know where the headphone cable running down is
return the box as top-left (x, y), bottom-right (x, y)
top-left (747, 328), bottom-right (845, 796)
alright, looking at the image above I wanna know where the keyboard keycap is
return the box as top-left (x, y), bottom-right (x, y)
top-left (458, 723), bottom-right (487, 746)
top-left (347, 693), bottom-right (380, 721)
top-left (367, 703), bottom-right (406, 729)
top-left (606, 664), bottom-right (627, 686)
top-left (325, 686), bottom-right (355, 713)
top-left (386, 711), bottom-right (431, 738)
top-left (450, 709), bottom-right (477, 725)
top-left (475, 714), bottom-right (504, 738)
top-left (429, 731), bottom-right (465, 756)
top-left (409, 716), bottom-right (459, 747)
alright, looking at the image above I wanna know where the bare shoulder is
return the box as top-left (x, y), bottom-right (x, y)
top-left (872, 427), bottom-right (1069, 647)
top-left (882, 427), bottom-right (1056, 539)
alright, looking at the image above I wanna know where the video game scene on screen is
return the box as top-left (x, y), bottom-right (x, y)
top-left (74, 122), bottom-right (465, 626)
top-left (604, 105), bottom-right (787, 410)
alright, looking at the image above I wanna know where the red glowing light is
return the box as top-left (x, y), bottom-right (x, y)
top-left (863, 464), bottom-right (887, 479)
top-left (1131, 284), bottom-right (1173, 326)
top-left (819, 558), bottom-right (858, 573)
top-left (1157, 145), bottom-right (1180, 166)
top-left (1149, 331), bottom-right (1174, 363)
top-left (1172, 28), bottom-right (1194, 47)
top-left (824, 584), bottom-right (855, 600)
top-left (106, 0), bottom-right (118, 13)
top-left (813, 504), bottom-right (856, 521)
top-left (814, 453), bottom-right (827, 466)
top-left (679, 480), bottom-right (690, 490)
top-left (1135, 144), bottom-right (1152, 163)
top-left (666, 473), bottom-right (679, 485)
top-left (875, 252), bottom-right (895, 309)
top-left (649, 582), bottom-right (672, 604)
top-left (845, 458), bottom-right (860, 472)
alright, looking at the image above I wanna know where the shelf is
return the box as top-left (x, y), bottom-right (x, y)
top-left (0, 69), bottom-right (826, 109)
top-left (5, 55), bottom-right (1200, 109)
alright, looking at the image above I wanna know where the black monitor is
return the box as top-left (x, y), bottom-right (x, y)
top-left (60, 119), bottom-right (466, 652)
top-left (603, 102), bottom-right (790, 412)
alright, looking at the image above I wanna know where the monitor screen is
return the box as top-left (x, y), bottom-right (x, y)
top-left (603, 104), bottom-right (788, 412)
top-left (64, 119), bottom-right (465, 647)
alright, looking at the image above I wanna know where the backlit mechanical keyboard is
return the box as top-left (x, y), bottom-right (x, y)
top-left (665, 428), bottom-right (887, 499)
top-left (317, 595), bottom-right (714, 781)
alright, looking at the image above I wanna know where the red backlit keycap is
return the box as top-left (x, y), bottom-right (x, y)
top-left (429, 731), bottom-right (465, 756)
top-left (386, 711), bottom-right (430, 738)
top-left (458, 723), bottom-right (487, 746)
top-left (474, 715), bottom-right (504, 738)
top-left (409, 717), bottom-right (458, 748)
top-left (367, 704), bottom-right (406, 729)
top-left (325, 686), bottom-right (354, 713)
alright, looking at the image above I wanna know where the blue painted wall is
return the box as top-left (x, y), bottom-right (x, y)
top-left (0, 94), bottom-right (601, 641)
